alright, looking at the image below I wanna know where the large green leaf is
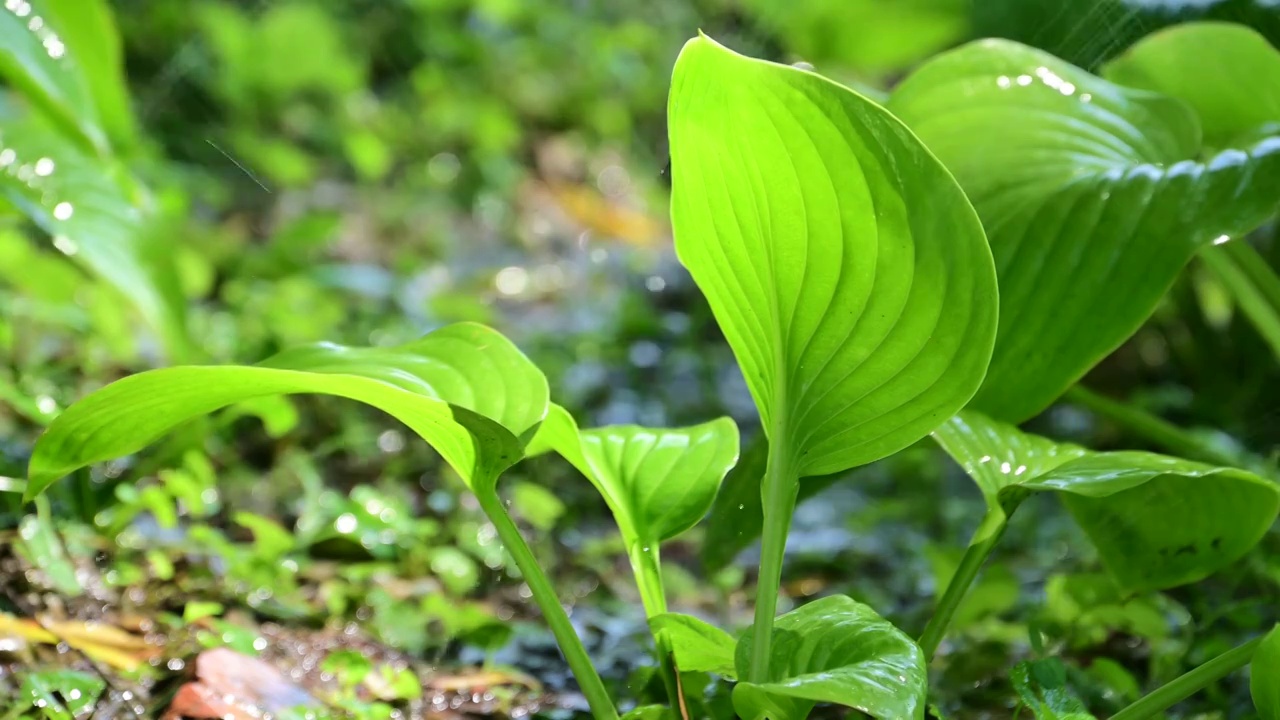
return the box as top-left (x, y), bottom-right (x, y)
top-left (1253, 625), bottom-right (1280, 719)
top-left (668, 34), bottom-right (997, 478)
top-left (26, 323), bottom-right (547, 498)
top-left (533, 404), bottom-right (739, 547)
top-left (933, 411), bottom-right (1280, 591)
top-left (889, 38), bottom-right (1280, 422)
top-left (0, 0), bottom-right (134, 154)
top-left (0, 108), bottom-right (186, 354)
top-left (650, 613), bottom-right (738, 679)
top-left (732, 595), bottom-right (927, 720)
top-left (1103, 22), bottom-right (1280, 148)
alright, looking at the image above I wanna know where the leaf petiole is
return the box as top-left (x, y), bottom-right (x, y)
top-left (1110, 635), bottom-right (1261, 720)
top-left (749, 446), bottom-right (800, 683)
top-left (475, 487), bottom-right (619, 720)
top-left (918, 514), bottom-right (1008, 660)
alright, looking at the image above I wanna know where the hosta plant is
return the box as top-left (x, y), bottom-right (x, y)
top-left (23, 21), bottom-right (1280, 720)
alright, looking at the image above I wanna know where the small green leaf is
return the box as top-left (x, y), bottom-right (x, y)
top-left (16, 506), bottom-right (81, 597)
top-left (650, 613), bottom-right (738, 679)
top-left (934, 411), bottom-right (1280, 591)
top-left (26, 322), bottom-right (547, 498)
top-left (1252, 624), bottom-right (1280, 719)
top-left (669, 34), bottom-right (998, 478)
top-left (732, 595), bottom-right (927, 720)
top-left (233, 511), bottom-right (296, 560)
top-left (1103, 22), bottom-right (1280, 148)
top-left (535, 403), bottom-right (738, 546)
top-left (620, 706), bottom-right (676, 720)
top-left (1011, 658), bottom-right (1096, 720)
top-left (20, 669), bottom-right (105, 720)
top-left (890, 38), bottom-right (1280, 422)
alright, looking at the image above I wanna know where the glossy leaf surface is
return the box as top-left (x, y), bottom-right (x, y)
top-left (1104, 22), bottom-right (1280, 147)
top-left (0, 111), bottom-right (186, 352)
top-left (890, 39), bottom-right (1280, 422)
top-left (27, 323), bottom-right (547, 498)
top-left (0, 0), bottom-right (135, 153)
top-left (668, 34), bottom-right (998, 477)
top-left (1253, 624), bottom-right (1280, 719)
top-left (533, 404), bottom-right (739, 545)
top-left (650, 613), bottom-right (737, 678)
top-left (732, 595), bottom-right (926, 720)
top-left (934, 411), bottom-right (1280, 591)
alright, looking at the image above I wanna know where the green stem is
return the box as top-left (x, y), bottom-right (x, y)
top-left (750, 447), bottom-right (799, 683)
top-left (918, 515), bottom-right (1007, 660)
top-left (1063, 385), bottom-right (1243, 469)
top-left (476, 489), bottom-right (619, 720)
top-left (630, 542), bottom-right (688, 719)
top-left (1200, 241), bottom-right (1280, 360)
top-left (1110, 636), bottom-right (1261, 720)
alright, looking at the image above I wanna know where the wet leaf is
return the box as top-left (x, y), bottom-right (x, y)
top-left (934, 411), bottom-right (1280, 591)
top-left (732, 595), bottom-right (927, 720)
top-left (535, 403), bottom-right (738, 548)
top-left (668, 34), bottom-right (997, 478)
top-left (1103, 22), bottom-right (1280, 148)
top-left (1011, 658), bottom-right (1095, 720)
top-left (1254, 624), bottom-right (1280, 719)
top-left (621, 706), bottom-right (676, 720)
top-left (0, 110), bottom-right (186, 353)
top-left (20, 669), bottom-right (104, 720)
top-left (26, 322), bottom-right (548, 498)
top-left (650, 613), bottom-right (737, 678)
top-left (16, 508), bottom-right (81, 596)
top-left (889, 38), bottom-right (1280, 422)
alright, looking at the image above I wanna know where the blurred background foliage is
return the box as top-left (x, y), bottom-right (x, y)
top-left (2, 0), bottom-right (1280, 717)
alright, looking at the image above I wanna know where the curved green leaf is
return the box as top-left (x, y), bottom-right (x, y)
top-left (650, 613), bottom-right (737, 679)
top-left (732, 595), bottom-right (926, 720)
top-left (0, 0), bottom-right (133, 154)
top-left (934, 410), bottom-right (1280, 591)
top-left (533, 404), bottom-right (739, 546)
top-left (1103, 22), bottom-right (1280, 148)
top-left (668, 34), bottom-right (998, 478)
top-left (889, 38), bottom-right (1280, 422)
top-left (1253, 624), bottom-right (1280, 719)
top-left (0, 109), bottom-right (186, 354)
top-left (26, 322), bottom-right (547, 498)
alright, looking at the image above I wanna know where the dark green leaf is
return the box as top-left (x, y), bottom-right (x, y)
top-left (1011, 658), bottom-right (1096, 720)
top-left (650, 613), bottom-right (737, 679)
top-left (890, 38), bottom-right (1280, 422)
top-left (668, 34), bottom-right (998, 479)
top-left (1252, 624), bottom-right (1280, 719)
top-left (26, 322), bottom-right (547, 498)
top-left (934, 410), bottom-right (1280, 591)
top-left (732, 595), bottom-right (927, 720)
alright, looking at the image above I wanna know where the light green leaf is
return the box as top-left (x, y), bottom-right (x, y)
top-left (650, 613), bottom-right (738, 679)
top-left (534, 403), bottom-right (738, 546)
top-left (26, 322), bottom-right (547, 498)
top-left (889, 38), bottom-right (1280, 422)
top-left (668, 34), bottom-right (997, 479)
top-left (0, 109), bottom-right (186, 354)
top-left (934, 410), bottom-right (1280, 591)
top-left (620, 706), bottom-right (676, 720)
top-left (1103, 22), bottom-right (1280, 148)
top-left (732, 595), bottom-right (927, 720)
top-left (20, 669), bottom-right (105, 720)
top-left (1252, 624), bottom-right (1280, 719)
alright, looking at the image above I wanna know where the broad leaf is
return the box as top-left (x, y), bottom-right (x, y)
top-left (26, 323), bottom-right (547, 498)
top-left (0, 0), bottom-right (134, 154)
top-left (732, 595), bottom-right (926, 720)
top-left (1253, 624), bottom-right (1280, 719)
top-left (1103, 22), bottom-right (1280, 148)
top-left (534, 404), bottom-right (738, 546)
top-left (668, 34), bottom-right (998, 478)
top-left (0, 109), bottom-right (186, 354)
top-left (889, 39), bottom-right (1280, 422)
top-left (934, 411), bottom-right (1280, 591)
top-left (650, 613), bottom-right (737, 679)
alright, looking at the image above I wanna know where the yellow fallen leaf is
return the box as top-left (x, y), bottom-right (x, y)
top-left (41, 617), bottom-right (159, 671)
top-left (547, 182), bottom-right (664, 247)
top-left (0, 612), bottom-right (56, 644)
top-left (427, 668), bottom-right (542, 692)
